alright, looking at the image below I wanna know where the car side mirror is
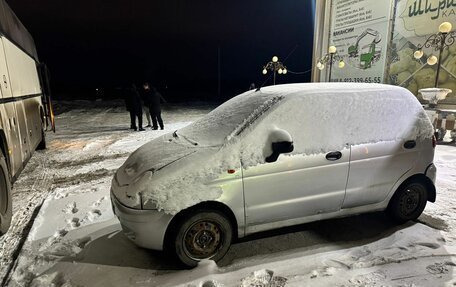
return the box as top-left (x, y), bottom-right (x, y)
top-left (264, 129), bottom-right (294, 163)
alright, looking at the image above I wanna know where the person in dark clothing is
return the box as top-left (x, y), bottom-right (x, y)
top-left (125, 84), bottom-right (145, 131)
top-left (147, 84), bottom-right (166, 130)
top-left (141, 83), bottom-right (152, 127)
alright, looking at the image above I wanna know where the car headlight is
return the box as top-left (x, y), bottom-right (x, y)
top-left (127, 171), bottom-right (158, 210)
top-left (125, 161), bottom-right (142, 177)
top-left (140, 192), bottom-right (159, 210)
top-left (112, 171), bottom-right (154, 209)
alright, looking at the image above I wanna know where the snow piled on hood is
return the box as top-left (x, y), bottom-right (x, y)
top-left (124, 83), bottom-right (434, 214)
top-left (139, 143), bottom-right (240, 214)
top-left (115, 134), bottom-right (197, 186)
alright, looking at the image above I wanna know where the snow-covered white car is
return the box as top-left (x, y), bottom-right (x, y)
top-left (111, 83), bottom-right (437, 267)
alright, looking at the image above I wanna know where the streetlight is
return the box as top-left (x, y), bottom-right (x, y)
top-left (317, 45), bottom-right (345, 82)
top-left (414, 22), bottom-right (455, 88)
top-left (262, 56), bottom-right (287, 85)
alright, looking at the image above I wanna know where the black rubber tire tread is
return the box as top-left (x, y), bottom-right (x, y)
top-left (170, 209), bottom-right (233, 267)
top-left (36, 129), bottom-right (46, 150)
top-left (0, 154), bottom-right (12, 235)
top-left (387, 180), bottom-right (428, 224)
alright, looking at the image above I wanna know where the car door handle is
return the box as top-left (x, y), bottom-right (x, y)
top-left (326, 151), bottom-right (342, 161)
top-left (404, 140), bottom-right (416, 149)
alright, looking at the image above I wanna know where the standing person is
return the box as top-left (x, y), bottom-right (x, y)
top-left (141, 83), bottom-right (152, 127)
top-left (126, 84), bottom-right (145, 131)
top-left (124, 86), bottom-right (135, 130)
top-left (149, 86), bottom-right (166, 130)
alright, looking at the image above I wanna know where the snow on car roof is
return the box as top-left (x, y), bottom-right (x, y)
top-left (257, 82), bottom-right (409, 97)
top-left (179, 83), bottom-right (411, 147)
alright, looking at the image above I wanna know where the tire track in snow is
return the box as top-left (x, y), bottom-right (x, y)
top-left (0, 152), bottom-right (53, 286)
top-left (0, 107), bottom-right (138, 285)
top-left (0, 108), bottom-right (128, 285)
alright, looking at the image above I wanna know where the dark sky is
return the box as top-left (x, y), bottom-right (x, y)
top-left (6, 1), bottom-right (315, 101)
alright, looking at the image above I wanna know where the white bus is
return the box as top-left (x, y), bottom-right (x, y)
top-left (0, 0), bottom-right (54, 234)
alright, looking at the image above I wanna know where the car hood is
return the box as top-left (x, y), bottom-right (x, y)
top-left (116, 134), bottom-right (202, 186)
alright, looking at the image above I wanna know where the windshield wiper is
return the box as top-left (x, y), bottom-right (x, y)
top-left (228, 95), bottom-right (284, 140)
top-left (173, 130), bottom-right (198, 146)
top-left (181, 134), bottom-right (198, 146)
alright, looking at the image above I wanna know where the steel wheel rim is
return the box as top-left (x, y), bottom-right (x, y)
top-left (399, 186), bottom-right (423, 216)
top-left (183, 220), bottom-right (223, 260)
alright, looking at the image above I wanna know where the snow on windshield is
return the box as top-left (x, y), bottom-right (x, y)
top-left (178, 90), bottom-right (276, 146)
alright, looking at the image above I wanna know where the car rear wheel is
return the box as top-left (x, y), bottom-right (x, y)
top-left (171, 210), bottom-right (232, 267)
top-left (0, 154), bottom-right (12, 235)
top-left (387, 181), bottom-right (427, 223)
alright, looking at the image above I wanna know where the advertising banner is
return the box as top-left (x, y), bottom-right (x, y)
top-left (324, 0), bottom-right (394, 83)
top-left (387, 0), bottom-right (456, 102)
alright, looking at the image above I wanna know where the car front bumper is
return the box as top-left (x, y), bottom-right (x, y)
top-left (111, 191), bottom-right (174, 251)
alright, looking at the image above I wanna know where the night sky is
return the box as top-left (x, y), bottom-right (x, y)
top-left (7, 1), bottom-right (315, 101)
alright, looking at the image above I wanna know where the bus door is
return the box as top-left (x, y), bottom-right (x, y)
top-left (38, 63), bottom-right (55, 132)
top-left (0, 37), bottom-right (21, 176)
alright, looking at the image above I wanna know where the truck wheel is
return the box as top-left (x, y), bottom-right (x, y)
top-left (171, 210), bottom-right (232, 267)
top-left (0, 154), bottom-right (12, 235)
top-left (387, 181), bottom-right (427, 224)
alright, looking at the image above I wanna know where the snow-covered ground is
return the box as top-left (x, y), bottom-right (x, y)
top-left (0, 101), bottom-right (455, 286)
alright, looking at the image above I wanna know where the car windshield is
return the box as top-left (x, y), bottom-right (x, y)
top-left (178, 91), bottom-right (279, 146)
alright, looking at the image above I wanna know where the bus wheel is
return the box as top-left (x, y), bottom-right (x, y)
top-left (0, 154), bottom-right (12, 235)
top-left (37, 129), bottom-right (46, 150)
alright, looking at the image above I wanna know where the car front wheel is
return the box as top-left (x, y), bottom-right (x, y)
top-left (387, 180), bottom-right (428, 223)
top-left (171, 210), bottom-right (232, 267)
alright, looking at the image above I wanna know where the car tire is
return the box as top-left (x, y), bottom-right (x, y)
top-left (170, 210), bottom-right (233, 267)
top-left (387, 180), bottom-right (428, 224)
top-left (0, 154), bottom-right (12, 235)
